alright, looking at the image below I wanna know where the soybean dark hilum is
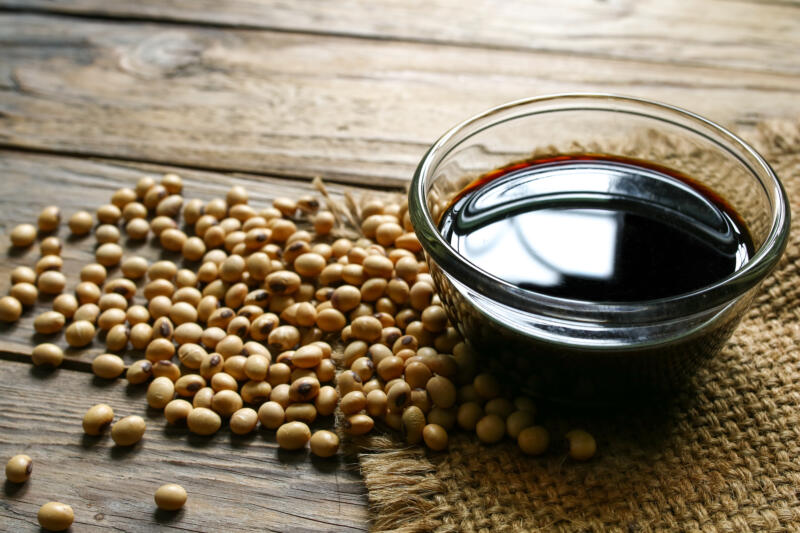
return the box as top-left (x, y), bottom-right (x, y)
top-left (440, 154), bottom-right (754, 302)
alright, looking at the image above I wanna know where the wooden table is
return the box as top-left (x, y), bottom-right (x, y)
top-left (1, 1), bottom-right (798, 531)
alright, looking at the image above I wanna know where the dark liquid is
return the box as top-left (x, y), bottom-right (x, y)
top-left (440, 154), bottom-right (754, 302)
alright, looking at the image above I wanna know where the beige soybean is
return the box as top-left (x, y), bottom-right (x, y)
top-left (73, 303), bottom-right (100, 324)
top-left (309, 430), bottom-right (340, 458)
top-left (154, 483), bottom-right (187, 511)
top-left (38, 502), bottom-right (74, 531)
top-left (422, 423), bottom-right (449, 451)
top-left (565, 429), bottom-right (597, 461)
top-left (147, 377), bottom-right (176, 409)
top-left (68, 211), bottom-right (94, 235)
top-left (365, 389), bottom-right (388, 417)
top-left (456, 402), bottom-right (484, 431)
top-left (97, 204), bottom-right (122, 224)
top-left (111, 187), bottom-right (137, 208)
top-left (289, 344), bottom-right (322, 369)
top-left (32, 311), bottom-right (64, 335)
top-left (10, 223), bottom-right (37, 247)
top-left (211, 390), bottom-right (244, 417)
top-left (284, 403), bottom-right (317, 424)
top-left (111, 415), bottom-right (146, 446)
top-left (92, 353), bottom-right (125, 379)
top-left (75, 281), bottom-right (101, 305)
top-left (152, 360), bottom-right (181, 382)
top-left (386, 381), bottom-right (411, 413)
top-left (230, 407), bottom-right (259, 435)
top-left (258, 401), bottom-right (285, 429)
top-left (65, 320), bottom-right (95, 347)
top-left (5, 454), bottom-right (32, 483)
top-left (164, 399), bottom-right (193, 424)
top-left (95, 224), bottom-right (120, 244)
top-left (484, 398), bottom-right (515, 420)
top-left (344, 413), bottom-right (374, 436)
top-left (106, 324), bottom-right (130, 352)
top-left (350, 315), bottom-right (382, 342)
top-left (178, 344), bottom-right (207, 370)
top-left (192, 387), bottom-right (214, 409)
top-left (0, 296), bottom-right (22, 323)
top-left (276, 421), bottom-right (311, 450)
top-left (126, 359), bottom-right (153, 384)
top-left (187, 407), bottom-right (222, 435)
top-left (146, 338), bottom-right (175, 362)
top-left (40, 236), bottom-right (62, 256)
top-left (340, 390), bottom-right (367, 415)
top-left (97, 308), bottom-right (126, 331)
top-left (10, 266), bottom-right (36, 285)
top-left (95, 242), bottom-right (123, 266)
top-left (162, 173), bottom-right (183, 194)
top-left (240, 380), bottom-right (271, 405)
top-left (36, 254), bottom-right (63, 275)
top-left (37, 271), bottom-right (66, 295)
top-left (37, 205), bottom-right (61, 232)
top-left (476, 414), bottom-right (506, 444)
top-left (175, 374), bottom-right (206, 397)
top-left (516, 426), bottom-right (550, 456)
top-left (210, 372), bottom-right (238, 393)
top-left (314, 385), bottom-right (339, 416)
top-left (130, 323), bottom-right (153, 350)
top-left (82, 404), bottom-right (114, 435)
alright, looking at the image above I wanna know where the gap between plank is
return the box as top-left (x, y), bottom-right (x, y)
top-left (0, 144), bottom-right (409, 193)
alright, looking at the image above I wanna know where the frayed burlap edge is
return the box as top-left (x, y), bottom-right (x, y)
top-left (354, 116), bottom-right (800, 533)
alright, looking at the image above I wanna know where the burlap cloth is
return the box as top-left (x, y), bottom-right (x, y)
top-left (357, 119), bottom-right (800, 533)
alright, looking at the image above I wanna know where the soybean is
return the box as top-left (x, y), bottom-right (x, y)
top-left (565, 429), bottom-right (596, 461)
top-left (154, 483), bottom-right (187, 511)
top-left (476, 414), bottom-right (506, 444)
top-left (111, 415), bottom-right (146, 446)
top-left (33, 311), bottom-right (67, 335)
top-left (147, 376), bottom-right (176, 409)
top-left (276, 421), bottom-right (311, 450)
top-left (38, 502), bottom-right (74, 531)
top-left (83, 404), bottom-right (114, 435)
top-left (310, 430), bottom-right (340, 458)
top-left (422, 424), bottom-right (449, 451)
top-left (0, 296), bottom-right (22, 323)
top-left (5, 454), bottom-right (32, 483)
top-left (92, 353), bottom-right (125, 379)
top-left (65, 320), bottom-right (95, 347)
top-left (164, 399), bottom-right (193, 424)
top-left (10, 223), bottom-right (37, 247)
top-left (187, 407), bottom-right (222, 435)
top-left (518, 426), bottom-right (550, 456)
top-left (230, 407), bottom-right (259, 435)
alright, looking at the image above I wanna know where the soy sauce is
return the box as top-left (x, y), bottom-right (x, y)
top-left (439, 154), bottom-right (754, 302)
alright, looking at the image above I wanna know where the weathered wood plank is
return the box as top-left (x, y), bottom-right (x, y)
top-left (1, 0), bottom-right (799, 75)
top-left (0, 358), bottom-right (368, 532)
top-left (0, 150), bottom-right (381, 365)
top-left (1, 14), bottom-right (799, 186)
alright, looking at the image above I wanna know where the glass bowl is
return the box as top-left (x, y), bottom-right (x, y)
top-left (409, 94), bottom-right (790, 401)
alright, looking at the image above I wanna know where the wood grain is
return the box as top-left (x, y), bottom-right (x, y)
top-left (1, 0), bottom-right (799, 75)
top-left (0, 359), bottom-right (367, 532)
top-left (0, 149), bottom-right (380, 365)
top-left (1, 14), bottom-right (799, 187)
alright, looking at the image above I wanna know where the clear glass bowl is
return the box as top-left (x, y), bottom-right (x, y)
top-left (409, 94), bottom-right (790, 401)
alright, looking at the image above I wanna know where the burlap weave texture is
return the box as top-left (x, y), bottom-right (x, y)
top-left (359, 119), bottom-right (800, 533)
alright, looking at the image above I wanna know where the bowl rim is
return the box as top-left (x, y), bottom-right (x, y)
top-left (408, 93), bottom-right (791, 319)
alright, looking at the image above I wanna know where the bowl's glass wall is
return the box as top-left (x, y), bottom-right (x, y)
top-left (410, 95), bottom-right (790, 400)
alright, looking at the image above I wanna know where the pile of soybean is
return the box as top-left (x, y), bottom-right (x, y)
top-left (3, 174), bottom-right (595, 531)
